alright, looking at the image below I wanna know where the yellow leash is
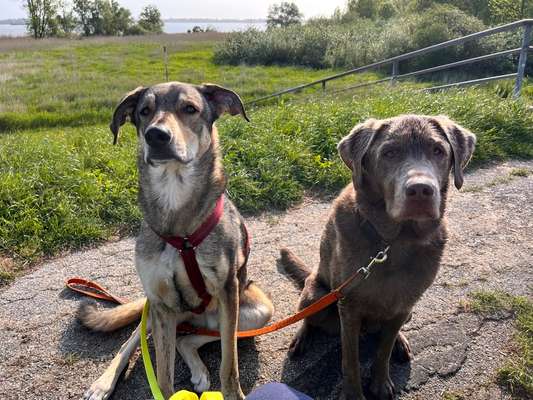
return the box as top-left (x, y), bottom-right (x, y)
top-left (140, 299), bottom-right (223, 400)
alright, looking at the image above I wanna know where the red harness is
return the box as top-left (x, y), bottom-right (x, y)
top-left (158, 195), bottom-right (249, 314)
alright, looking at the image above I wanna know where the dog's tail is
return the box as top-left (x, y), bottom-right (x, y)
top-left (279, 247), bottom-right (312, 290)
top-left (77, 297), bottom-right (145, 332)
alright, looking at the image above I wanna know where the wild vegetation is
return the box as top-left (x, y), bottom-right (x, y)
top-left (0, 36), bottom-right (378, 132)
top-left (0, 9), bottom-right (531, 281)
top-left (214, 0), bottom-right (532, 77)
top-left (0, 36), bottom-right (531, 272)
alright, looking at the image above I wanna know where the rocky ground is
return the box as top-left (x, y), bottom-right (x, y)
top-left (0, 160), bottom-right (531, 400)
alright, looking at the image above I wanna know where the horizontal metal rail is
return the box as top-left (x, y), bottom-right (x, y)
top-left (246, 19), bottom-right (533, 105)
top-left (422, 73), bottom-right (518, 91)
top-left (396, 48), bottom-right (523, 80)
top-left (330, 77), bottom-right (392, 94)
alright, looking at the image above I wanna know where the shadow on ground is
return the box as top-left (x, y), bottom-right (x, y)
top-left (281, 329), bottom-right (412, 399)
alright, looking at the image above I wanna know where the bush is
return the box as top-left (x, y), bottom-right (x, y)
top-left (213, 25), bottom-right (332, 68)
top-left (214, 4), bottom-right (525, 77)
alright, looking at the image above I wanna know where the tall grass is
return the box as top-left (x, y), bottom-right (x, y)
top-left (1, 87), bottom-right (531, 268)
top-left (0, 40), bottom-right (366, 132)
top-left (214, 5), bottom-right (522, 76)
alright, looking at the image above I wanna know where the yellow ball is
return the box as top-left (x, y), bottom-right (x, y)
top-left (200, 392), bottom-right (224, 400)
top-left (168, 390), bottom-right (224, 400)
top-left (169, 390), bottom-right (199, 400)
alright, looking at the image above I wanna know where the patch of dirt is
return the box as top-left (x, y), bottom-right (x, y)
top-left (0, 160), bottom-right (531, 400)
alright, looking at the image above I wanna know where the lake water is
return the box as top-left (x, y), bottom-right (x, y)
top-left (0, 21), bottom-right (266, 37)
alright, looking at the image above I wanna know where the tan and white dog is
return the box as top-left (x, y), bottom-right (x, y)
top-left (79, 82), bottom-right (273, 400)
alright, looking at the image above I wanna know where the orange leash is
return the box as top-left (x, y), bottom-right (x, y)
top-left (66, 277), bottom-right (128, 304)
top-left (66, 277), bottom-right (341, 338)
top-left (65, 245), bottom-right (389, 338)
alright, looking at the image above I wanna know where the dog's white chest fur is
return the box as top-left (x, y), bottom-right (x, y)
top-left (149, 164), bottom-right (196, 211)
top-left (136, 244), bottom-right (222, 311)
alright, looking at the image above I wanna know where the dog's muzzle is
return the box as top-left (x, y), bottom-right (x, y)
top-left (144, 127), bottom-right (192, 165)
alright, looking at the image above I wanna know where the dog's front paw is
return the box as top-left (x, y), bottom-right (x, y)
top-left (288, 332), bottom-right (309, 358)
top-left (369, 377), bottom-right (395, 400)
top-left (190, 364), bottom-right (210, 393)
top-left (82, 379), bottom-right (114, 400)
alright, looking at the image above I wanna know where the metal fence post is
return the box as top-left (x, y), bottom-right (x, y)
top-left (513, 22), bottom-right (532, 98)
top-left (322, 81), bottom-right (326, 92)
top-left (163, 46), bottom-right (169, 82)
top-left (391, 61), bottom-right (399, 85)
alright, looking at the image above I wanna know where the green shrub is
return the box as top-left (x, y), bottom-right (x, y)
top-left (214, 4), bottom-right (524, 77)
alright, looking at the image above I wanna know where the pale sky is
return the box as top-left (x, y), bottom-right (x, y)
top-left (3, 0), bottom-right (348, 20)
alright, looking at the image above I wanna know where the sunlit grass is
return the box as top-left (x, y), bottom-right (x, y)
top-left (1, 86), bottom-right (532, 271)
top-left (0, 40), bottom-right (379, 131)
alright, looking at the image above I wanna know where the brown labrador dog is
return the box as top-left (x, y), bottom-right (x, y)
top-left (280, 115), bottom-right (476, 400)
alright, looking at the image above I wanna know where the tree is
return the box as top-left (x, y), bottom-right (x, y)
top-left (100, 0), bottom-right (132, 36)
top-left (378, 1), bottom-right (397, 19)
top-left (55, 0), bottom-right (77, 37)
top-left (73, 0), bottom-right (95, 36)
top-left (138, 4), bottom-right (163, 33)
top-left (24, 0), bottom-right (58, 38)
top-left (267, 2), bottom-right (302, 28)
top-left (347, 0), bottom-right (380, 19)
top-left (73, 0), bottom-right (133, 36)
top-left (489, 0), bottom-right (532, 24)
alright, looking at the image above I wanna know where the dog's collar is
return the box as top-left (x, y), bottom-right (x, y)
top-left (155, 195), bottom-right (225, 314)
top-left (359, 215), bottom-right (389, 249)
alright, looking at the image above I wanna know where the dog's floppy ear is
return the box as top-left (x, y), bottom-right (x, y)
top-left (338, 118), bottom-right (387, 188)
top-left (199, 83), bottom-right (249, 122)
top-left (110, 86), bottom-right (146, 145)
top-left (428, 116), bottom-right (476, 189)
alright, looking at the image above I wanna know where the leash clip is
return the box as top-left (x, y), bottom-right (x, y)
top-left (374, 245), bottom-right (390, 263)
top-left (356, 265), bottom-right (371, 279)
top-left (356, 245), bottom-right (390, 280)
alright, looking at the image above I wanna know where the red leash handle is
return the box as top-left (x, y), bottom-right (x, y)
top-left (66, 277), bottom-right (127, 305)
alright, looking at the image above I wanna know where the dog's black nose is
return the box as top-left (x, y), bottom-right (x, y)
top-left (406, 183), bottom-right (434, 199)
top-left (145, 127), bottom-right (171, 148)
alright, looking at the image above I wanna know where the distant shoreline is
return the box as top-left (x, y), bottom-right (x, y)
top-left (0, 18), bottom-right (267, 26)
top-left (164, 18), bottom-right (266, 23)
top-left (0, 19), bottom-right (26, 25)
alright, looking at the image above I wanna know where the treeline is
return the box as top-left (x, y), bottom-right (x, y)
top-left (24, 0), bottom-right (164, 38)
top-left (214, 0), bottom-right (532, 76)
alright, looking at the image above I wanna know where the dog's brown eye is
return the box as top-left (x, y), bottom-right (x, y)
top-left (433, 147), bottom-right (444, 156)
top-left (384, 149), bottom-right (398, 159)
top-left (184, 105), bottom-right (198, 114)
top-left (140, 107), bottom-right (151, 116)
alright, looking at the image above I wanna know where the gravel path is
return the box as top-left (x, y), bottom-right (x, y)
top-left (0, 160), bottom-right (531, 400)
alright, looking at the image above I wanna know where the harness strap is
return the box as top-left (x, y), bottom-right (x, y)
top-left (158, 195), bottom-right (225, 314)
top-left (180, 247), bottom-right (211, 314)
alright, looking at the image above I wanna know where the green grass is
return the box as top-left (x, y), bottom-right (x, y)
top-left (441, 392), bottom-right (465, 400)
top-left (467, 290), bottom-right (533, 397)
top-left (0, 37), bottom-right (532, 279)
top-left (0, 38), bottom-right (379, 132)
top-left (1, 86), bottom-right (532, 270)
top-left (510, 167), bottom-right (532, 177)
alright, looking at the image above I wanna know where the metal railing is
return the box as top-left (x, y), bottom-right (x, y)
top-left (246, 19), bottom-right (533, 106)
